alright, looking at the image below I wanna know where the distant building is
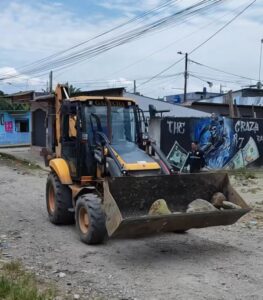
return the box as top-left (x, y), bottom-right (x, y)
top-left (189, 88), bottom-right (263, 118)
top-left (6, 91), bottom-right (50, 148)
top-left (0, 95), bottom-right (31, 147)
top-left (164, 88), bottom-right (220, 104)
top-left (196, 88), bottom-right (263, 106)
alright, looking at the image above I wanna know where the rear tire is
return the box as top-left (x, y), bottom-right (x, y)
top-left (46, 172), bottom-right (74, 225)
top-left (75, 194), bottom-right (107, 245)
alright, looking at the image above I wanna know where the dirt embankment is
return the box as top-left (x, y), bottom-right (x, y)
top-left (0, 157), bottom-right (263, 300)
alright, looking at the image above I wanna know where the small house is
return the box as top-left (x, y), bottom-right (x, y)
top-left (0, 96), bottom-right (31, 146)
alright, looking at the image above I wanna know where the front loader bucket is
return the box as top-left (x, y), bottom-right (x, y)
top-left (103, 173), bottom-right (250, 238)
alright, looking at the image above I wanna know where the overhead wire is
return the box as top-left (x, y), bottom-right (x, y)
top-left (54, 0), bottom-right (226, 82)
top-left (0, 0), bottom-right (224, 80)
top-left (138, 0), bottom-right (256, 88)
top-left (0, 0), bottom-right (177, 79)
top-left (189, 72), bottom-right (251, 85)
top-left (189, 59), bottom-right (258, 81)
top-left (105, 0), bottom-right (252, 79)
top-left (64, 71), bottom-right (184, 87)
top-left (2, 0), bottom-right (176, 77)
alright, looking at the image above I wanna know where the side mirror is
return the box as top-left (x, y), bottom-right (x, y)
top-left (149, 104), bottom-right (157, 118)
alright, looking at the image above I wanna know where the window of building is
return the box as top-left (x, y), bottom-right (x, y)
top-left (15, 119), bottom-right (29, 132)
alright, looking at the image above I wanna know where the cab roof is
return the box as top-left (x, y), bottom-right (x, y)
top-left (68, 96), bottom-right (136, 104)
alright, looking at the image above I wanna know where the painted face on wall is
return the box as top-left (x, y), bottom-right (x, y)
top-left (210, 125), bottom-right (217, 138)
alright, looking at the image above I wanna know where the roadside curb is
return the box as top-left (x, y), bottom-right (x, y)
top-left (0, 151), bottom-right (49, 172)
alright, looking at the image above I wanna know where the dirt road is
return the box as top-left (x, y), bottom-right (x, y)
top-left (0, 158), bottom-right (263, 300)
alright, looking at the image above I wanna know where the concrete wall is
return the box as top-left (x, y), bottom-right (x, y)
top-left (149, 118), bottom-right (161, 148)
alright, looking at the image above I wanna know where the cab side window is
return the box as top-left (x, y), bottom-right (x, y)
top-left (62, 105), bottom-right (77, 141)
top-left (69, 114), bottom-right (77, 138)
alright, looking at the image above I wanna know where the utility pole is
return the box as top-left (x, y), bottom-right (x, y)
top-left (133, 80), bottom-right (137, 94)
top-left (259, 39), bottom-right (263, 83)
top-left (183, 52), bottom-right (188, 103)
top-left (49, 70), bottom-right (53, 93)
top-left (225, 90), bottom-right (234, 118)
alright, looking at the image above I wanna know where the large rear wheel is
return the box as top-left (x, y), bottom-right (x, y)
top-left (46, 172), bottom-right (74, 225)
top-left (75, 194), bottom-right (107, 245)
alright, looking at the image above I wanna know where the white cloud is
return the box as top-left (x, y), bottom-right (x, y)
top-left (107, 77), bottom-right (134, 88)
top-left (0, 0), bottom-right (262, 97)
top-left (0, 67), bottom-right (44, 88)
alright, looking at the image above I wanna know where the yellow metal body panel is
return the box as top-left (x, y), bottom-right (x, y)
top-left (49, 158), bottom-right (72, 184)
top-left (112, 149), bottom-right (160, 171)
top-left (55, 84), bottom-right (64, 158)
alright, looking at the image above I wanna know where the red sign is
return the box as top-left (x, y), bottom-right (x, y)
top-left (4, 121), bottom-right (13, 132)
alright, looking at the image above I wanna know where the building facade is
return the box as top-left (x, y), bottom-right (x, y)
top-left (164, 89), bottom-right (220, 104)
top-left (0, 98), bottom-right (31, 146)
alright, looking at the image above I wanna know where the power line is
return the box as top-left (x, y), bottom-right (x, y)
top-left (0, 0), bottom-right (224, 80)
top-left (190, 70), bottom-right (252, 83)
top-left (190, 59), bottom-right (258, 81)
top-left (138, 0), bottom-right (256, 88)
top-left (189, 0), bottom-right (256, 54)
top-left (2, 0), bottom-right (176, 77)
top-left (105, 1), bottom-right (250, 79)
top-left (190, 73), bottom-right (249, 85)
top-left (61, 72), bottom-right (184, 86)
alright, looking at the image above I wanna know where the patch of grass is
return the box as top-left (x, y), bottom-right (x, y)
top-left (231, 168), bottom-right (257, 180)
top-left (0, 260), bottom-right (55, 300)
top-left (2, 260), bottom-right (22, 273)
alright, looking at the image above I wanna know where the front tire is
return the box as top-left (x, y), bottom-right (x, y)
top-left (46, 172), bottom-right (74, 225)
top-left (75, 194), bottom-right (107, 245)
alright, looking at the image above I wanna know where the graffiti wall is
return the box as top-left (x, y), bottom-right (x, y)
top-left (160, 116), bottom-right (263, 170)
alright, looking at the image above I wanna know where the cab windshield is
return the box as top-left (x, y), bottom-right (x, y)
top-left (84, 104), bottom-right (137, 144)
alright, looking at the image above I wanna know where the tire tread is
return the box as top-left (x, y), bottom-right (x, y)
top-left (76, 194), bottom-right (107, 244)
top-left (46, 172), bottom-right (74, 225)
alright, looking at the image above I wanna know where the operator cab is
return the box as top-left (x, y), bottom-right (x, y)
top-left (60, 96), bottom-right (161, 180)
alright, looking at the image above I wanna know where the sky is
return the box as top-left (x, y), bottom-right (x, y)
top-left (0, 0), bottom-right (262, 98)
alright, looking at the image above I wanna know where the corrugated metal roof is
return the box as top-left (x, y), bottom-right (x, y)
top-left (124, 92), bottom-right (210, 117)
top-left (195, 88), bottom-right (263, 106)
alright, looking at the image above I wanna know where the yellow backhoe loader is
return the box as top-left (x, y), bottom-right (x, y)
top-left (43, 84), bottom-right (250, 244)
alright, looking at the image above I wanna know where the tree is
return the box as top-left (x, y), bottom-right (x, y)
top-left (0, 90), bottom-right (5, 96)
top-left (67, 84), bottom-right (81, 95)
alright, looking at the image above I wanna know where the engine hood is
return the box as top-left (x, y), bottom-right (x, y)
top-left (111, 142), bottom-right (160, 171)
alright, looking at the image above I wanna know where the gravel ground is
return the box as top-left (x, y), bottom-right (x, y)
top-left (0, 157), bottom-right (263, 300)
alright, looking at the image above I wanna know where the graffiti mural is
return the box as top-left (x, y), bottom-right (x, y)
top-left (161, 116), bottom-right (263, 170)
